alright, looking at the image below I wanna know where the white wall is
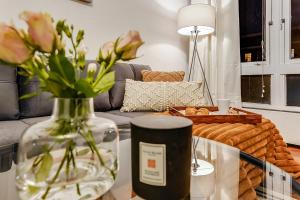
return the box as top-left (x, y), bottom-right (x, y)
top-left (248, 108), bottom-right (300, 145)
top-left (0, 0), bottom-right (189, 71)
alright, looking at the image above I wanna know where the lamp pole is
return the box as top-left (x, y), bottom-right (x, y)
top-left (188, 26), bottom-right (214, 106)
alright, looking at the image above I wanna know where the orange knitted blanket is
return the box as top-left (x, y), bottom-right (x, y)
top-left (192, 118), bottom-right (300, 199)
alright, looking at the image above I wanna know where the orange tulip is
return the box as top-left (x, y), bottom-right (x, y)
top-left (98, 41), bottom-right (115, 63)
top-left (0, 23), bottom-right (32, 64)
top-left (21, 11), bottom-right (56, 52)
top-left (116, 31), bottom-right (144, 61)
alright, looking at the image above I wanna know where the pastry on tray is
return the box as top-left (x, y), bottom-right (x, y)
top-left (185, 107), bottom-right (210, 116)
top-left (185, 107), bottom-right (198, 115)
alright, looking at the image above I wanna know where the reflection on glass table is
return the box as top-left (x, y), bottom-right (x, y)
top-left (1, 136), bottom-right (300, 200)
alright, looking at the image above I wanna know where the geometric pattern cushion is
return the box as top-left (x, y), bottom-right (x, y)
top-left (109, 63), bottom-right (150, 109)
top-left (141, 70), bottom-right (185, 82)
top-left (121, 79), bottom-right (204, 112)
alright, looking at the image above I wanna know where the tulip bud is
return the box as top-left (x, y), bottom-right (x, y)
top-left (0, 23), bottom-right (32, 64)
top-left (98, 41), bottom-right (115, 63)
top-left (87, 63), bottom-right (97, 73)
top-left (55, 34), bottom-right (65, 50)
top-left (115, 31), bottom-right (144, 61)
top-left (87, 63), bottom-right (97, 82)
top-left (20, 11), bottom-right (57, 53)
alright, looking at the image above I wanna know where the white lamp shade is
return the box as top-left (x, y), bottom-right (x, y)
top-left (177, 4), bottom-right (215, 36)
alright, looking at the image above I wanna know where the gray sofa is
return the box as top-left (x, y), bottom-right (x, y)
top-left (0, 62), bottom-right (152, 172)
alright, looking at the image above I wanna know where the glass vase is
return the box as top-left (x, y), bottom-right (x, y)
top-left (16, 98), bottom-right (119, 200)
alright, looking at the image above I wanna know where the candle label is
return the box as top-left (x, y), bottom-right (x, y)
top-left (139, 142), bottom-right (166, 186)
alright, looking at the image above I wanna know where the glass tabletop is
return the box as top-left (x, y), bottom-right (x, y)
top-left (0, 137), bottom-right (299, 200)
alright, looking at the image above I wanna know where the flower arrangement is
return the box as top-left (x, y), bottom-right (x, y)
top-left (0, 11), bottom-right (143, 199)
top-left (0, 11), bottom-right (143, 99)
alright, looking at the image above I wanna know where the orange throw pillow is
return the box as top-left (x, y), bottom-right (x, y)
top-left (141, 70), bottom-right (185, 82)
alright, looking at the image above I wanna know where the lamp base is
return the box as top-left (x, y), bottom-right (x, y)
top-left (191, 159), bottom-right (214, 176)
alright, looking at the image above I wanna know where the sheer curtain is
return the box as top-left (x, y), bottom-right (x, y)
top-left (189, 0), bottom-right (241, 105)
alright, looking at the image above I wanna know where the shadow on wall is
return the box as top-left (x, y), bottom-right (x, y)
top-left (132, 0), bottom-right (188, 19)
top-left (153, 0), bottom-right (188, 13)
top-left (134, 43), bottom-right (188, 71)
top-left (0, 0), bottom-right (189, 71)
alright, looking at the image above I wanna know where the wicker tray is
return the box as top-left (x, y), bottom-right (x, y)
top-left (168, 106), bottom-right (262, 124)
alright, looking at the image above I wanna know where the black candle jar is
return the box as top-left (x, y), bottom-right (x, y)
top-left (131, 115), bottom-right (193, 200)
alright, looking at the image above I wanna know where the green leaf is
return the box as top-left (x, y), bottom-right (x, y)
top-left (44, 72), bottom-right (77, 97)
top-left (48, 71), bottom-right (74, 88)
top-left (43, 77), bottom-right (63, 97)
top-left (17, 69), bottom-right (31, 77)
top-left (49, 53), bottom-right (76, 84)
top-left (35, 153), bottom-right (53, 182)
top-left (76, 30), bottom-right (84, 44)
top-left (75, 79), bottom-right (96, 97)
top-left (20, 92), bottom-right (39, 100)
top-left (94, 71), bottom-right (115, 93)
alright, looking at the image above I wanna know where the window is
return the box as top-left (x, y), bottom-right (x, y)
top-left (290, 0), bottom-right (300, 59)
top-left (241, 75), bottom-right (271, 104)
top-left (238, 0), bottom-right (300, 110)
top-left (239, 0), bottom-right (266, 62)
top-left (286, 75), bottom-right (300, 106)
top-left (239, 0), bottom-right (300, 111)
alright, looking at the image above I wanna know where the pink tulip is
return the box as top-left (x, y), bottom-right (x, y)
top-left (20, 11), bottom-right (56, 53)
top-left (98, 41), bottom-right (115, 62)
top-left (0, 23), bottom-right (32, 64)
top-left (116, 31), bottom-right (144, 61)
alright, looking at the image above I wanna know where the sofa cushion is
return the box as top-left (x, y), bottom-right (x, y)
top-left (18, 76), bottom-right (53, 118)
top-left (0, 64), bottom-right (19, 120)
top-left (109, 63), bottom-right (135, 109)
top-left (95, 112), bottom-right (131, 129)
top-left (21, 112), bottom-right (131, 129)
top-left (130, 64), bottom-right (151, 81)
top-left (94, 93), bottom-right (111, 111)
top-left (21, 116), bottom-right (50, 126)
top-left (109, 63), bottom-right (150, 109)
top-left (0, 121), bottom-right (29, 146)
top-left (141, 70), bottom-right (185, 82)
top-left (121, 80), bottom-right (204, 112)
top-left (107, 110), bottom-right (154, 118)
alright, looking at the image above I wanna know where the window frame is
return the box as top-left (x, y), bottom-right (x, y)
top-left (240, 0), bottom-right (300, 112)
top-left (282, 0), bottom-right (300, 66)
top-left (240, 0), bottom-right (271, 70)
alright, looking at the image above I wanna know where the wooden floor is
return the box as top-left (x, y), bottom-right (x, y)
top-left (288, 147), bottom-right (300, 163)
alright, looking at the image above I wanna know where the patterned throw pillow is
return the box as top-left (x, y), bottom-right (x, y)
top-left (141, 70), bottom-right (185, 82)
top-left (121, 79), bottom-right (204, 112)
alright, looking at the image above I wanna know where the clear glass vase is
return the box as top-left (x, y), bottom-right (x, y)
top-left (16, 98), bottom-right (119, 200)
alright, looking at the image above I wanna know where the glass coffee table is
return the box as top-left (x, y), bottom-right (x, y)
top-left (1, 137), bottom-right (299, 200)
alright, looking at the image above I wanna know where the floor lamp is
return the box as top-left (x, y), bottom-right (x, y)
top-left (177, 3), bottom-right (216, 176)
top-left (177, 3), bottom-right (215, 106)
